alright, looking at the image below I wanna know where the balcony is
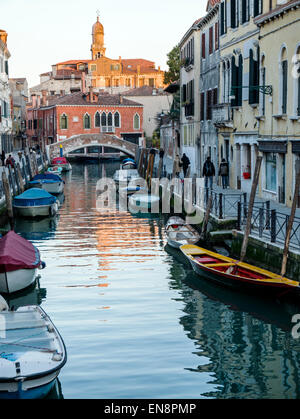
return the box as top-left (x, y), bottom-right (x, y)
top-left (212, 104), bottom-right (233, 128)
top-left (101, 126), bottom-right (115, 133)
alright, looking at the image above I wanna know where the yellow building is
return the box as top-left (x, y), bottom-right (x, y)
top-left (55, 15), bottom-right (165, 94)
top-left (254, 0), bottom-right (300, 207)
top-left (217, 0), bottom-right (300, 207)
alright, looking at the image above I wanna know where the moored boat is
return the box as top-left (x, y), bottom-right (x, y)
top-left (13, 189), bottom-right (59, 219)
top-left (51, 157), bottom-right (72, 172)
top-left (47, 166), bottom-right (63, 176)
top-left (180, 244), bottom-right (300, 294)
top-left (165, 217), bottom-right (200, 249)
top-left (0, 298), bottom-right (67, 399)
top-left (129, 194), bottom-right (160, 212)
top-left (29, 173), bottom-right (64, 195)
top-left (0, 231), bottom-right (46, 294)
top-left (122, 158), bottom-right (137, 170)
top-left (113, 169), bottom-right (141, 190)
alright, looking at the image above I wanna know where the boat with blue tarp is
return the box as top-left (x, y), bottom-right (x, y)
top-left (13, 189), bottom-right (59, 219)
top-left (29, 173), bottom-right (64, 195)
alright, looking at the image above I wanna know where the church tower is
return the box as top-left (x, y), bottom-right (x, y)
top-left (91, 15), bottom-right (106, 60)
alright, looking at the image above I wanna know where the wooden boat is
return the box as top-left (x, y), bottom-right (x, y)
top-left (165, 217), bottom-right (200, 249)
top-left (0, 298), bottom-right (67, 399)
top-left (0, 231), bottom-right (46, 294)
top-left (13, 189), bottom-right (59, 218)
top-left (51, 157), bottom-right (72, 172)
top-left (29, 173), bottom-right (64, 195)
top-left (180, 244), bottom-right (300, 294)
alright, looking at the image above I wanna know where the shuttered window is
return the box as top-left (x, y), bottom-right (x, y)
top-left (231, 0), bottom-right (237, 28)
top-left (220, 1), bottom-right (227, 35)
top-left (298, 74), bottom-right (300, 116)
top-left (249, 49), bottom-right (260, 105)
top-left (282, 60), bottom-right (288, 114)
top-left (215, 22), bottom-right (219, 50)
top-left (209, 27), bottom-right (213, 55)
top-left (200, 93), bottom-right (205, 121)
top-left (202, 33), bottom-right (206, 59)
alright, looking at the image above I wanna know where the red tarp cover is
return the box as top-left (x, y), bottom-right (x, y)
top-left (0, 231), bottom-right (40, 273)
top-left (52, 157), bottom-right (68, 165)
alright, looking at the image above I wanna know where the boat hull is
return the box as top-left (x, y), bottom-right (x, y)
top-left (188, 257), bottom-right (298, 295)
top-left (0, 269), bottom-right (37, 294)
top-left (0, 372), bottom-right (59, 400)
top-left (13, 203), bottom-right (58, 218)
top-left (41, 182), bottom-right (64, 195)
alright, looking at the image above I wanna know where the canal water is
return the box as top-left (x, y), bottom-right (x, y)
top-left (10, 162), bottom-right (300, 399)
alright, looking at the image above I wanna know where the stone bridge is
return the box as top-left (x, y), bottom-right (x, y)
top-left (48, 134), bottom-right (138, 159)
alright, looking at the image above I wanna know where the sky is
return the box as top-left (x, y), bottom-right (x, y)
top-left (1, 0), bottom-right (207, 89)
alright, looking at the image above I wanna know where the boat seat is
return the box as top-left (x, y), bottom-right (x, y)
top-left (195, 256), bottom-right (220, 264)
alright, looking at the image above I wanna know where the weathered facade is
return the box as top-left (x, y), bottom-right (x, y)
top-left (0, 29), bottom-right (12, 153)
top-left (9, 78), bottom-right (28, 150)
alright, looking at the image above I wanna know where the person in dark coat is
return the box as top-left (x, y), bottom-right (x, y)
top-left (159, 149), bottom-right (165, 159)
top-left (202, 156), bottom-right (215, 189)
top-left (1, 151), bottom-right (5, 167)
top-left (219, 159), bottom-right (229, 189)
top-left (6, 155), bottom-right (15, 168)
top-left (181, 154), bottom-right (190, 178)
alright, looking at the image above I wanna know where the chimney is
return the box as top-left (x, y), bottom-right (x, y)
top-left (31, 94), bottom-right (37, 108)
top-left (119, 94), bottom-right (123, 104)
top-left (60, 90), bottom-right (65, 97)
top-left (41, 90), bottom-right (47, 106)
top-left (89, 86), bottom-right (94, 103)
top-left (81, 72), bottom-right (86, 94)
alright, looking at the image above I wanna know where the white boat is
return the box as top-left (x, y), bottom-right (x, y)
top-left (0, 231), bottom-right (46, 295)
top-left (129, 194), bottom-right (160, 212)
top-left (0, 298), bottom-right (67, 399)
top-left (51, 157), bottom-right (72, 172)
top-left (113, 169), bottom-right (140, 189)
top-left (165, 216), bottom-right (200, 249)
top-left (47, 167), bottom-right (63, 175)
top-left (29, 173), bottom-right (64, 195)
top-left (13, 189), bottom-right (59, 219)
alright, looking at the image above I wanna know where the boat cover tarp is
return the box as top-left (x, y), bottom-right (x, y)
top-left (0, 231), bottom-right (40, 273)
top-left (13, 189), bottom-right (56, 207)
top-left (52, 157), bottom-right (68, 165)
top-left (32, 173), bottom-right (62, 182)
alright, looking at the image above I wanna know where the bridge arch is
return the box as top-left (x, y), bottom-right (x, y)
top-left (48, 133), bottom-right (138, 160)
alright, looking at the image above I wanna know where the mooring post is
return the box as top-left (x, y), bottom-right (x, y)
top-left (16, 163), bottom-right (25, 193)
top-left (2, 170), bottom-right (14, 227)
top-left (280, 162), bottom-right (300, 277)
top-left (8, 166), bottom-right (16, 197)
top-left (201, 192), bottom-right (213, 241)
top-left (271, 209), bottom-right (276, 243)
top-left (237, 201), bottom-right (242, 231)
top-left (240, 156), bottom-right (262, 262)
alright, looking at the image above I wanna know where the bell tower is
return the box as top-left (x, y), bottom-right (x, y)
top-left (91, 13), bottom-right (106, 60)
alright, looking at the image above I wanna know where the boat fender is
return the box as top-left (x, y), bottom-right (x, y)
top-left (52, 352), bottom-right (63, 362)
top-left (0, 295), bottom-right (9, 312)
top-left (39, 261), bottom-right (46, 270)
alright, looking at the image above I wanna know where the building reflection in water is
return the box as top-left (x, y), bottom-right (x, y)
top-left (166, 248), bottom-right (300, 399)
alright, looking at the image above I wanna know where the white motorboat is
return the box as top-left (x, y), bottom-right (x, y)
top-left (165, 216), bottom-right (200, 249)
top-left (0, 231), bottom-right (46, 294)
top-left (129, 194), bottom-right (160, 213)
top-left (0, 298), bottom-right (67, 399)
top-left (113, 169), bottom-right (141, 189)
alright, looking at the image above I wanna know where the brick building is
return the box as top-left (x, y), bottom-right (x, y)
top-left (26, 90), bottom-right (144, 151)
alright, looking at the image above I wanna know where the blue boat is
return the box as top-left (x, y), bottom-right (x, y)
top-left (13, 189), bottom-right (59, 218)
top-left (29, 173), bottom-right (64, 195)
top-left (0, 298), bottom-right (67, 399)
top-left (122, 158), bottom-right (137, 170)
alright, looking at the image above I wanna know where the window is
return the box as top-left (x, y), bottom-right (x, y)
top-left (253, 0), bottom-right (262, 17)
top-left (101, 112), bottom-right (107, 127)
top-left (114, 111), bottom-right (120, 128)
top-left (215, 22), bottom-right (219, 51)
top-left (241, 0), bottom-right (250, 24)
top-left (231, 0), bottom-right (238, 28)
top-left (249, 49), bottom-right (260, 105)
top-left (91, 65), bottom-right (97, 72)
top-left (298, 66), bottom-right (300, 116)
top-left (149, 78), bottom-right (155, 87)
top-left (265, 153), bottom-right (277, 192)
top-left (84, 113), bottom-right (91, 129)
top-left (134, 114), bottom-right (140, 130)
top-left (209, 27), bottom-right (213, 55)
top-left (95, 112), bottom-right (101, 128)
top-left (108, 112), bottom-right (113, 126)
top-left (282, 59), bottom-right (288, 114)
top-left (202, 33), bottom-right (206, 59)
top-left (60, 114), bottom-right (68, 129)
top-left (220, 0), bottom-right (227, 35)
top-left (206, 90), bottom-right (213, 120)
top-left (200, 92), bottom-right (205, 121)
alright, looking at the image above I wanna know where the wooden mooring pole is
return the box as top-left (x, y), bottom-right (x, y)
top-left (281, 161), bottom-right (300, 277)
top-left (200, 193), bottom-right (213, 241)
top-left (240, 156), bottom-right (262, 262)
top-left (2, 170), bottom-right (14, 229)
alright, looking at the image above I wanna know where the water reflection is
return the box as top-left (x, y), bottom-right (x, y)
top-left (5, 279), bottom-right (47, 310)
top-left (14, 216), bottom-right (58, 241)
top-left (177, 270), bottom-right (300, 399)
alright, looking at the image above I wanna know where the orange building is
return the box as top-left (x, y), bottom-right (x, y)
top-left (53, 15), bottom-right (165, 93)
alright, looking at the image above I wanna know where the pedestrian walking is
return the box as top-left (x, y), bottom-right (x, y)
top-left (6, 155), bottom-right (15, 168)
top-left (159, 148), bottom-right (165, 160)
top-left (1, 150), bottom-right (5, 167)
top-left (202, 156), bottom-right (215, 189)
top-left (219, 159), bottom-right (229, 189)
top-left (181, 153), bottom-right (190, 178)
